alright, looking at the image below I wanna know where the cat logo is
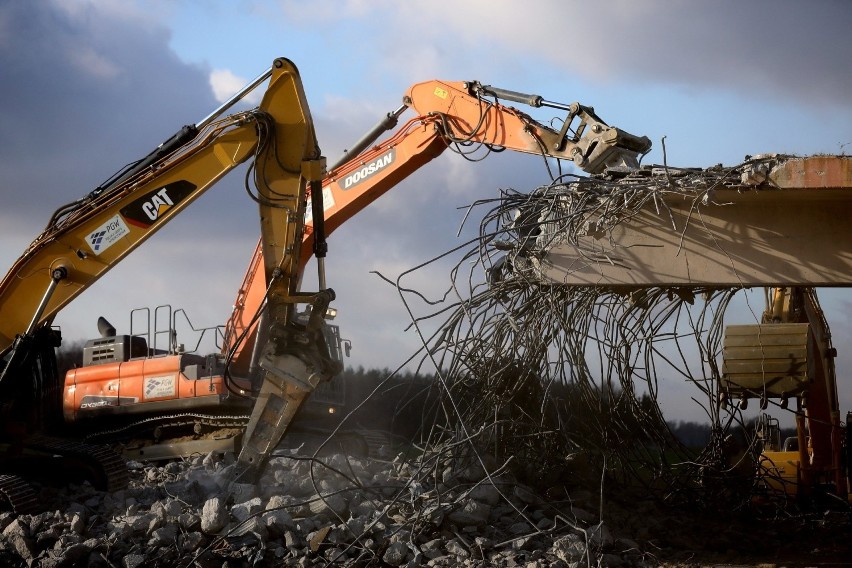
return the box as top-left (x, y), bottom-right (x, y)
top-left (142, 188), bottom-right (174, 221)
top-left (120, 180), bottom-right (197, 229)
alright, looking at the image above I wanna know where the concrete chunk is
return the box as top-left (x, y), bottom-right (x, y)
top-left (200, 497), bottom-right (229, 534)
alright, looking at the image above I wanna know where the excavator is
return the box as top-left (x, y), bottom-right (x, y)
top-left (0, 57), bottom-right (333, 509)
top-left (0, 61), bottom-right (652, 508)
top-left (722, 285), bottom-right (850, 505)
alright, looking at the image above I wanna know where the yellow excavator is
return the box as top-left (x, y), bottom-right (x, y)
top-left (0, 58), bottom-right (334, 509)
top-left (722, 285), bottom-right (850, 504)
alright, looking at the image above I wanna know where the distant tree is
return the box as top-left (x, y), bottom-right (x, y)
top-left (667, 421), bottom-right (712, 448)
top-left (56, 339), bottom-right (85, 379)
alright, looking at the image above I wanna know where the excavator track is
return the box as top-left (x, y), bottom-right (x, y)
top-left (24, 435), bottom-right (130, 492)
top-left (85, 412), bottom-right (250, 445)
top-left (81, 412), bottom-right (251, 461)
top-left (0, 474), bottom-right (39, 514)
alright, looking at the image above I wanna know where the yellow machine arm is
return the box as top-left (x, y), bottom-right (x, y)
top-left (229, 63), bottom-right (340, 483)
top-left (0, 58), bottom-right (337, 482)
top-left (0, 59), bottom-right (317, 355)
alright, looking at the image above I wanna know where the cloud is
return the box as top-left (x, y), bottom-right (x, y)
top-left (280, 0), bottom-right (851, 107)
top-left (275, 0), bottom-right (377, 22)
top-left (65, 45), bottom-right (122, 79)
top-left (434, 0), bottom-right (851, 106)
top-left (209, 69), bottom-right (264, 105)
top-left (0, 1), bottom-right (216, 224)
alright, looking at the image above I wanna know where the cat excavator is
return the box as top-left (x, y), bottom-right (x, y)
top-left (0, 57), bottom-right (333, 509)
top-left (1, 59), bottom-right (652, 507)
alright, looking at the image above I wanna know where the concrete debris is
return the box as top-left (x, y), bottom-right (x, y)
top-left (0, 449), bottom-right (652, 567)
top-left (382, 541), bottom-right (408, 566)
top-left (447, 498), bottom-right (491, 527)
top-left (200, 496), bottom-right (229, 534)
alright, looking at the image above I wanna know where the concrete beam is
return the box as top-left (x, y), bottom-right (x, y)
top-left (534, 156), bottom-right (852, 287)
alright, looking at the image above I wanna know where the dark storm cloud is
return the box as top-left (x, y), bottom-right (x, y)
top-left (404, 0), bottom-right (852, 108)
top-left (551, 0), bottom-right (852, 106)
top-left (0, 1), bottom-right (216, 221)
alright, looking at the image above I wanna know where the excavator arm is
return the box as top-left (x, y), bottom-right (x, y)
top-left (0, 57), bottom-right (337, 490)
top-left (229, 62), bottom-right (339, 483)
top-left (316, 79), bottom-right (650, 244)
top-left (222, 79), bottom-right (652, 374)
top-left (0, 58), bottom-right (321, 358)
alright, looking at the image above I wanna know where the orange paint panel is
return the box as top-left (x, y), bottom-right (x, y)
top-left (179, 375), bottom-right (196, 398)
top-left (63, 361), bottom-right (125, 420)
top-left (115, 358), bottom-right (148, 403)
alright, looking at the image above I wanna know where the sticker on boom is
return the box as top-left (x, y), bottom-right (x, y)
top-left (120, 180), bottom-right (197, 229)
top-left (86, 214), bottom-right (130, 255)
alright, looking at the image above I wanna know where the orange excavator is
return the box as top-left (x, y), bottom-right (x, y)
top-left (59, 79), bottom-right (651, 461)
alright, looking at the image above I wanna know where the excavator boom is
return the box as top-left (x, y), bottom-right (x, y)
top-left (0, 57), bottom-right (338, 495)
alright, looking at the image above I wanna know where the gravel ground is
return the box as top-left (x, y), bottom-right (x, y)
top-left (0, 449), bottom-right (848, 567)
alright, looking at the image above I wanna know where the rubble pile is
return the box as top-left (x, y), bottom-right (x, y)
top-left (0, 450), bottom-right (651, 567)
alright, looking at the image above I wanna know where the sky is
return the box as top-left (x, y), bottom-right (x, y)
top-left (1, 0), bottom-right (851, 423)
